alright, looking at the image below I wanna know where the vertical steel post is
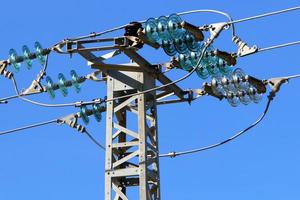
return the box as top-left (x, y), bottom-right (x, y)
top-left (105, 68), bottom-right (160, 200)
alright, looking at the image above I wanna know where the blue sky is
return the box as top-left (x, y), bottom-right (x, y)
top-left (0, 0), bottom-right (300, 199)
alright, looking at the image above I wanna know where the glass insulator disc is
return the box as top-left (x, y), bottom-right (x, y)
top-left (145, 18), bottom-right (160, 43)
top-left (185, 33), bottom-right (201, 52)
top-left (226, 92), bottom-right (240, 107)
top-left (92, 104), bottom-right (102, 122)
top-left (58, 73), bottom-right (68, 97)
top-left (174, 38), bottom-right (188, 54)
top-left (232, 68), bottom-right (250, 91)
top-left (9, 49), bottom-right (21, 72)
top-left (80, 105), bottom-right (90, 125)
top-left (248, 87), bottom-right (262, 103)
top-left (162, 40), bottom-right (177, 56)
top-left (178, 54), bottom-right (192, 71)
top-left (45, 76), bottom-right (55, 99)
top-left (22, 45), bottom-right (32, 69)
top-left (237, 90), bottom-right (251, 105)
top-left (70, 70), bottom-right (81, 93)
top-left (157, 16), bottom-right (172, 41)
top-left (34, 41), bottom-right (46, 65)
top-left (167, 14), bottom-right (185, 39)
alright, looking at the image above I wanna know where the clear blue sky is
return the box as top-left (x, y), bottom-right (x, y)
top-left (0, 0), bottom-right (300, 199)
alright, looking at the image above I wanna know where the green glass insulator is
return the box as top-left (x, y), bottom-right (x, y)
top-left (174, 38), bottom-right (188, 54)
top-left (9, 49), bottom-right (21, 72)
top-left (70, 70), bottom-right (81, 93)
top-left (34, 41), bottom-right (46, 65)
top-left (185, 33), bottom-right (201, 52)
top-left (145, 18), bottom-right (160, 43)
top-left (178, 54), bottom-right (192, 71)
top-left (162, 40), bottom-right (177, 56)
top-left (22, 45), bottom-right (32, 69)
top-left (92, 104), bottom-right (102, 122)
top-left (157, 16), bottom-right (172, 41)
top-left (58, 73), bottom-right (68, 97)
top-left (167, 14), bottom-right (185, 39)
top-left (80, 105), bottom-right (89, 125)
top-left (45, 76), bottom-right (55, 99)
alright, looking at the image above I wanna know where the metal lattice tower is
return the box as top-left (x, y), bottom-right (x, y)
top-left (105, 67), bottom-right (160, 200)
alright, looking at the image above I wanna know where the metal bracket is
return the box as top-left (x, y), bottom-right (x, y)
top-left (0, 60), bottom-right (13, 79)
top-left (206, 22), bottom-right (228, 46)
top-left (85, 70), bottom-right (105, 82)
top-left (22, 70), bottom-right (46, 95)
top-left (267, 77), bottom-right (288, 100)
top-left (57, 113), bottom-right (86, 133)
top-left (233, 36), bottom-right (258, 57)
top-left (213, 49), bottom-right (237, 66)
top-left (181, 21), bottom-right (204, 41)
top-left (202, 82), bottom-right (224, 100)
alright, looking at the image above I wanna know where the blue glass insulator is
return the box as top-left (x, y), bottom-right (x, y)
top-left (185, 33), bottom-right (201, 52)
top-left (92, 104), bottom-right (102, 122)
top-left (34, 41), bottom-right (46, 65)
top-left (216, 58), bottom-right (232, 75)
top-left (237, 90), bottom-right (251, 105)
top-left (58, 73), bottom-right (68, 97)
top-left (248, 87), bottom-right (262, 103)
top-left (80, 105), bottom-right (89, 125)
top-left (206, 56), bottom-right (221, 76)
top-left (221, 76), bottom-right (237, 93)
top-left (22, 45), bottom-right (32, 69)
top-left (145, 18), bottom-right (160, 43)
top-left (70, 70), bottom-right (81, 93)
top-left (211, 78), bottom-right (226, 96)
top-left (232, 68), bottom-right (250, 91)
top-left (157, 16), bottom-right (172, 41)
top-left (196, 65), bottom-right (209, 79)
top-left (45, 76), bottom-right (55, 99)
top-left (162, 40), bottom-right (177, 56)
top-left (178, 54), bottom-right (192, 71)
top-left (167, 14), bottom-right (185, 39)
top-left (9, 49), bottom-right (21, 72)
top-left (226, 92), bottom-right (240, 107)
top-left (174, 38), bottom-right (188, 54)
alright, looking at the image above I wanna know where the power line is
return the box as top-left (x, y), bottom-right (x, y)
top-left (159, 98), bottom-right (272, 158)
top-left (0, 119), bottom-right (58, 136)
top-left (159, 73), bottom-right (300, 158)
top-left (229, 5), bottom-right (300, 25)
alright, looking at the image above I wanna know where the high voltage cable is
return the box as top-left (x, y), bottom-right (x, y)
top-left (159, 73), bottom-right (300, 158)
top-left (3, 7), bottom-right (300, 107)
top-left (228, 6), bottom-right (300, 25)
top-left (159, 98), bottom-right (272, 158)
top-left (258, 40), bottom-right (300, 53)
top-left (67, 6), bottom-right (300, 42)
top-left (0, 117), bottom-right (105, 150)
top-left (68, 9), bottom-right (234, 41)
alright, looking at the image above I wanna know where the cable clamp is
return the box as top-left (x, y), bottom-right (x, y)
top-left (206, 22), bottom-right (228, 46)
top-left (57, 113), bottom-right (86, 133)
top-left (233, 36), bottom-right (258, 57)
top-left (267, 77), bottom-right (288, 100)
top-left (85, 70), bottom-right (104, 82)
top-left (0, 60), bottom-right (13, 79)
top-left (22, 70), bottom-right (46, 95)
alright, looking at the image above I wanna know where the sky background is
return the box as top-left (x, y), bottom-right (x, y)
top-left (0, 0), bottom-right (300, 199)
